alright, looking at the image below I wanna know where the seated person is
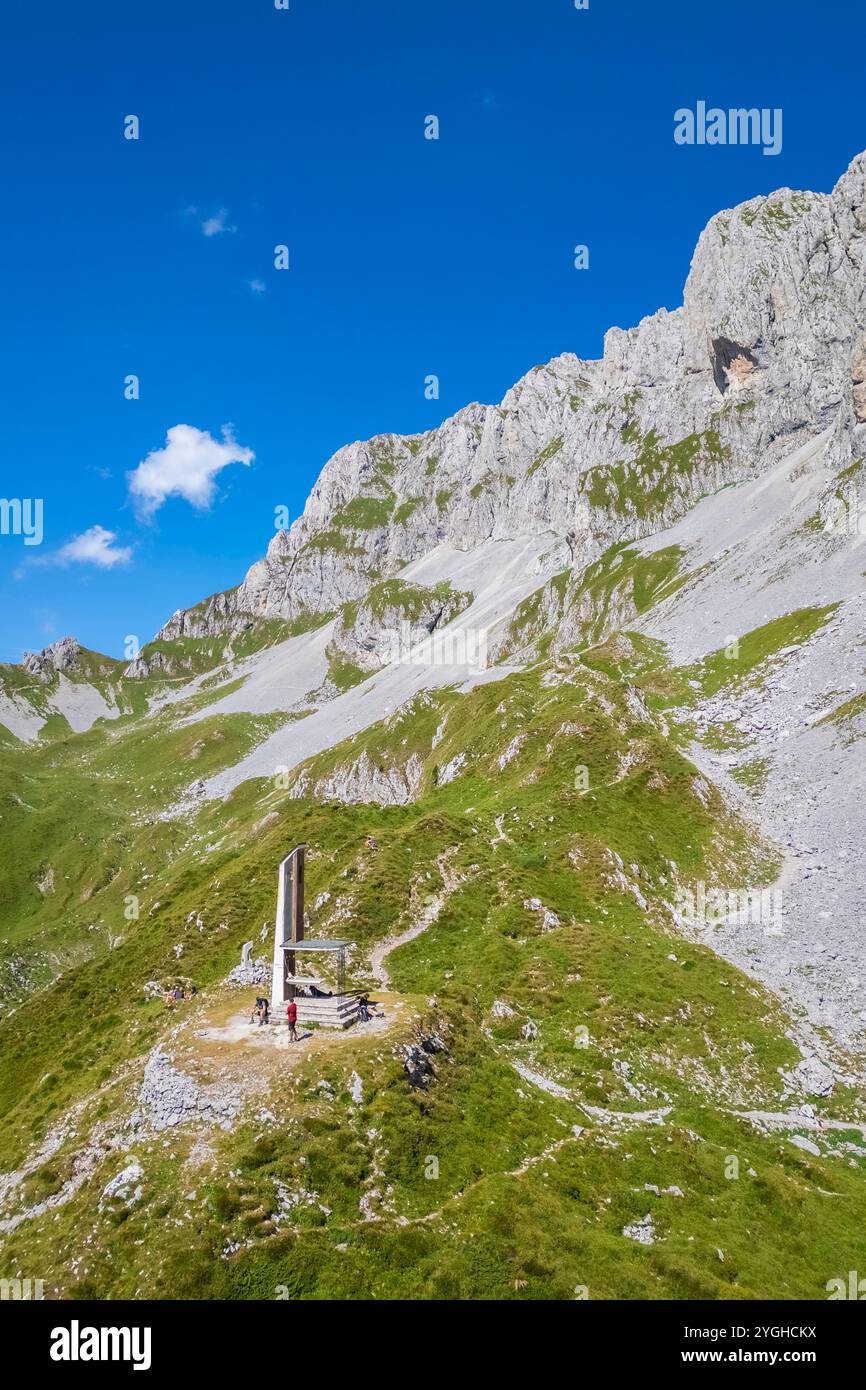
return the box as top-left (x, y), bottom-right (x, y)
top-left (309, 983), bottom-right (332, 998)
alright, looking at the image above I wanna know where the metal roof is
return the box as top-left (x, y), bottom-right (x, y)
top-left (278, 939), bottom-right (350, 952)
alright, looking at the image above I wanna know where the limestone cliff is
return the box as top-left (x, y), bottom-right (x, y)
top-left (156, 151), bottom-right (866, 641)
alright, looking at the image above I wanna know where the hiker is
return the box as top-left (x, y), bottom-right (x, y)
top-left (286, 997), bottom-right (298, 1042)
top-left (172, 985), bottom-right (183, 1002)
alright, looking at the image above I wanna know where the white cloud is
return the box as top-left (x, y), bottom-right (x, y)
top-left (248, 278), bottom-right (266, 295)
top-left (19, 525), bottom-right (133, 576)
top-left (201, 207), bottom-right (236, 237)
top-left (57, 526), bottom-right (133, 568)
top-left (127, 424), bottom-right (255, 517)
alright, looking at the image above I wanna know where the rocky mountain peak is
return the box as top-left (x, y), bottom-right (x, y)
top-left (151, 150), bottom-right (865, 649)
top-left (22, 636), bottom-right (82, 681)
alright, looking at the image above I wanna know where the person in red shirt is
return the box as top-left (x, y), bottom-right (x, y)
top-left (286, 998), bottom-right (298, 1042)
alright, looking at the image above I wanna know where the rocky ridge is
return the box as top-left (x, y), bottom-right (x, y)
top-left (157, 153), bottom-right (866, 642)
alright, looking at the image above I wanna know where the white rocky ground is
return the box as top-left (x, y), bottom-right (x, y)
top-left (197, 534), bottom-right (561, 798)
top-left (635, 431), bottom-right (866, 1050)
top-left (0, 669), bottom-right (121, 742)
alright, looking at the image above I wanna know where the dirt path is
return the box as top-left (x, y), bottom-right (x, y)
top-left (369, 848), bottom-right (461, 986)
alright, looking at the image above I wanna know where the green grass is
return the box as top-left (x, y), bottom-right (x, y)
top-left (739, 192), bottom-right (812, 236)
top-left (499, 545), bottom-right (687, 661)
top-left (818, 691), bottom-right (866, 744)
top-left (682, 607), bottom-right (837, 699)
top-left (527, 435), bottom-right (564, 478)
top-left (360, 578), bottom-right (470, 623)
top-left (393, 497), bottom-right (423, 526)
top-left (331, 496), bottom-right (395, 531)
top-left (581, 429), bottom-right (730, 522)
top-left (1, 600), bottom-right (865, 1301)
top-left (326, 655), bottom-right (367, 692)
top-left (730, 757), bottom-right (771, 794)
top-left (303, 531), bottom-right (366, 556)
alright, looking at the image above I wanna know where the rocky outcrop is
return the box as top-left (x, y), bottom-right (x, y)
top-left (134, 1046), bottom-right (241, 1132)
top-left (123, 647), bottom-right (176, 679)
top-left (156, 589), bottom-right (246, 641)
top-left (398, 1026), bottom-right (449, 1089)
top-left (22, 636), bottom-right (82, 682)
top-left (289, 751), bottom-right (424, 806)
top-left (327, 579), bottom-right (474, 674)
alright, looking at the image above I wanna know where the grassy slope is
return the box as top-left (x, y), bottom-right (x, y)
top-left (2, 612), bottom-right (865, 1299)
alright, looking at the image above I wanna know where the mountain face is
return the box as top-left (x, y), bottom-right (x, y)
top-left (2, 153), bottom-right (866, 1301)
top-left (158, 153), bottom-right (866, 639)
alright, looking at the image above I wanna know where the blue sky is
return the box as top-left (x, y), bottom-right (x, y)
top-left (0, 0), bottom-right (863, 662)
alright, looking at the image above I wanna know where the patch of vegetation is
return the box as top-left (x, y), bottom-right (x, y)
top-left (739, 192), bottom-right (812, 236)
top-left (527, 436), bottom-right (564, 478)
top-left (326, 655), bottom-right (367, 692)
top-left (682, 607), bottom-right (837, 700)
top-left (304, 531), bottom-right (366, 556)
top-left (393, 497), bottom-right (423, 526)
top-left (361, 578), bottom-right (470, 624)
top-left (568, 544), bottom-right (688, 648)
top-left (581, 429), bottom-right (730, 523)
top-left (818, 691), bottom-right (866, 744)
top-left (730, 757), bottom-right (771, 794)
top-left (331, 496), bottom-right (395, 531)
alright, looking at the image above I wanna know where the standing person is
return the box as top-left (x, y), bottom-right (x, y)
top-left (286, 996), bottom-right (298, 1042)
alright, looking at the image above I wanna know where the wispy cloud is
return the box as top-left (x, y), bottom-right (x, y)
top-left (127, 424), bottom-right (254, 518)
top-left (18, 525), bottom-right (133, 576)
top-left (201, 207), bottom-right (236, 237)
